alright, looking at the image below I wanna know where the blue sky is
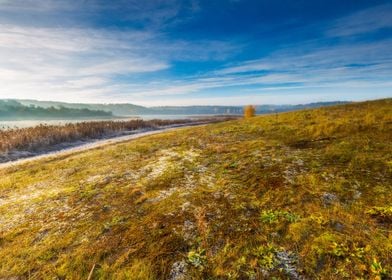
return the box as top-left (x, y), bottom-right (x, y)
top-left (0, 0), bottom-right (391, 106)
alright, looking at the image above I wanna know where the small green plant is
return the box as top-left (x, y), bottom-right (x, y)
top-left (234, 256), bottom-right (247, 270)
top-left (260, 209), bottom-right (300, 224)
top-left (187, 249), bottom-right (206, 269)
top-left (260, 210), bottom-right (279, 224)
top-left (282, 211), bottom-right (301, 223)
top-left (366, 206), bottom-right (392, 222)
top-left (330, 242), bottom-right (349, 257)
top-left (311, 233), bottom-right (350, 258)
top-left (370, 258), bottom-right (388, 279)
top-left (350, 246), bottom-right (366, 260)
top-left (102, 216), bottom-right (125, 232)
top-left (253, 244), bottom-right (278, 270)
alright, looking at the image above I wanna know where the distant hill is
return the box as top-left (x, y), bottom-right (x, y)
top-left (17, 100), bottom-right (147, 116)
top-left (14, 99), bottom-right (350, 116)
top-left (0, 100), bottom-right (112, 120)
top-left (150, 102), bottom-right (350, 115)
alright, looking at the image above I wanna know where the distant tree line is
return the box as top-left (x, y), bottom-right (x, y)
top-left (3, 99), bottom-right (350, 118)
top-left (0, 100), bottom-right (112, 120)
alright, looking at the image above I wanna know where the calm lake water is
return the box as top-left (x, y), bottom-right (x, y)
top-left (0, 115), bottom-right (212, 130)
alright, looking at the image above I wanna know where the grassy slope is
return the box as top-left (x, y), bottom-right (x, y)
top-left (0, 99), bottom-right (391, 280)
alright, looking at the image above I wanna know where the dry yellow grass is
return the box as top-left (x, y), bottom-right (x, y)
top-left (0, 99), bottom-right (391, 279)
top-left (0, 119), bottom-right (194, 154)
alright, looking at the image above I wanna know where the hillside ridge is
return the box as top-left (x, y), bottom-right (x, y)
top-left (8, 99), bottom-right (350, 116)
top-left (0, 99), bottom-right (391, 279)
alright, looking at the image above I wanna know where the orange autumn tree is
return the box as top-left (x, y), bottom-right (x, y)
top-left (243, 105), bottom-right (256, 118)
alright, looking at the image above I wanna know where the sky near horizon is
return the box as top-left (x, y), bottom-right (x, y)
top-left (0, 0), bottom-right (391, 106)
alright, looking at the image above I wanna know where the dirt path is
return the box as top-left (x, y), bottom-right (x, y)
top-left (0, 123), bottom-right (205, 170)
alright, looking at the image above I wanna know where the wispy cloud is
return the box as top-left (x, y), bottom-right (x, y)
top-left (0, 25), bottom-right (170, 77)
top-left (0, 0), bottom-right (74, 12)
top-left (117, 34), bottom-right (392, 104)
top-left (0, 1), bottom-right (390, 105)
top-left (326, 3), bottom-right (392, 37)
top-left (0, 21), bottom-right (237, 102)
top-left (0, 0), bottom-right (201, 30)
top-left (218, 39), bottom-right (392, 74)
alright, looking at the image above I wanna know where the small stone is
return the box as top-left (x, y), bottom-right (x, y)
top-left (331, 221), bottom-right (345, 232)
top-left (322, 192), bottom-right (338, 206)
top-left (276, 250), bottom-right (303, 280)
top-left (168, 260), bottom-right (189, 280)
top-left (182, 220), bottom-right (196, 241)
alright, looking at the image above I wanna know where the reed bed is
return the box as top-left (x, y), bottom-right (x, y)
top-left (0, 118), bottom-right (217, 154)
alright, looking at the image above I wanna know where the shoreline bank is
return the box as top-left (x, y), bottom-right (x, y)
top-left (0, 123), bottom-right (208, 169)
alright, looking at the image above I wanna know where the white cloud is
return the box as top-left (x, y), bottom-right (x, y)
top-left (63, 77), bottom-right (109, 89)
top-left (0, 2), bottom-right (390, 106)
top-left (0, 24), bottom-right (170, 101)
top-left (112, 35), bottom-right (392, 103)
top-left (217, 61), bottom-right (272, 74)
top-left (326, 3), bottom-right (392, 37)
top-left (0, 22), bottom-right (238, 103)
top-left (0, 0), bottom-right (74, 12)
top-left (213, 38), bottom-right (392, 92)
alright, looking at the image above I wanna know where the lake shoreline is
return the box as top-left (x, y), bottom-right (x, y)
top-left (0, 122), bottom-right (209, 169)
top-left (0, 114), bottom-right (241, 130)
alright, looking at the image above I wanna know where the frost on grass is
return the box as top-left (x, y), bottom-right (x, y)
top-left (0, 181), bottom-right (68, 231)
top-left (137, 148), bottom-right (214, 203)
top-left (0, 99), bottom-right (391, 279)
top-left (276, 250), bottom-right (303, 280)
top-left (148, 187), bottom-right (179, 203)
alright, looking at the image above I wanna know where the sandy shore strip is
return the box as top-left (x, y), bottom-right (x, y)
top-left (0, 123), bottom-right (206, 169)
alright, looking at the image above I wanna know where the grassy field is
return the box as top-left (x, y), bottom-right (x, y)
top-left (0, 99), bottom-right (391, 279)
